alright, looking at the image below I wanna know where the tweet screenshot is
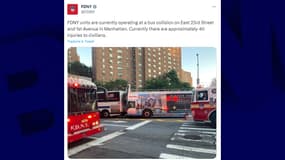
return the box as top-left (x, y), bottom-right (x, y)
top-left (65, 0), bottom-right (220, 159)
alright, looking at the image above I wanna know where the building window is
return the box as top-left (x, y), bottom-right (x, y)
top-left (109, 48), bottom-right (113, 51)
top-left (117, 49), bottom-right (123, 53)
top-left (139, 74), bottom-right (142, 77)
top-left (102, 64), bottom-right (105, 68)
top-left (148, 69), bottom-right (151, 73)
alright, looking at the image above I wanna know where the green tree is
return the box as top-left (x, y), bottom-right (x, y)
top-left (68, 61), bottom-right (92, 78)
top-left (94, 79), bottom-right (128, 91)
top-left (144, 70), bottom-right (193, 90)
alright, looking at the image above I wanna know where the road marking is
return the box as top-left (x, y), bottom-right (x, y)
top-left (176, 136), bottom-right (215, 144)
top-left (166, 144), bottom-right (216, 154)
top-left (101, 123), bottom-right (129, 127)
top-left (68, 131), bottom-right (125, 156)
top-left (126, 120), bottom-right (152, 130)
top-left (174, 132), bottom-right (186, 136)
top-left (102, 120), bottom-right (127, 123)
top-left (159, 153), bottom-right (195, 159)
top-left (178, 130), bottom-right (216, 135)
top-left (179, 127), bottom-right (216, 131)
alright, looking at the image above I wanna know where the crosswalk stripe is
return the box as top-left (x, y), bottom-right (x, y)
top-left (159, 153), bottom-right (195, 159)
top-left (166, 144), bottom-right (216, 154)
top-left (179, 127), bottom-right (216, 131)
top-left (178, 130), bottom-right (216, 135)
top-left (101, 123), bottom-right (129, 127)
top-left (174, 132), bottom-right (186, 136)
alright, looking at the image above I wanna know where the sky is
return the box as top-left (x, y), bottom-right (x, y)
top-left (181, 47), bottom-right (216, 87)
top-left (76, 47), bottom-right (217, 87)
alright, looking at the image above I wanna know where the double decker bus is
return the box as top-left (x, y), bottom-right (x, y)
top-left (67, 76), bottom-right (104, 143)
top-left (191, 87), bottom-right (216, 127)
top-left (126, 85), bottom-right (192, 118)
top-left (96, 91), bottom-right (128, 118)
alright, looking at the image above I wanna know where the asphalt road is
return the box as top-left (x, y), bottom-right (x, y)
top-left (68, 117), bottom-right (216, 159)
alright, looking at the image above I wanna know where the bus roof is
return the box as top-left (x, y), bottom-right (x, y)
top-left (68, 76), bottom-right (97, 89)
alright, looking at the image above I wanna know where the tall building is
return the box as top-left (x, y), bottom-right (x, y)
top-left (92, 47), bottom-right (132, 83)
top-left (181, 69), bottom-right (193, 86)
top-left (92, 47), bottom-right (182, 89)
top-left (68, 47), bottom-right (80, 63)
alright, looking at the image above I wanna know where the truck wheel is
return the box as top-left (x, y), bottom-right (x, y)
top-left (101, 110), bottom-right (110, 118)
top-left (143, 109), bottom-right (152, 118)
top-left (209, 111), bottom-right (216, 128)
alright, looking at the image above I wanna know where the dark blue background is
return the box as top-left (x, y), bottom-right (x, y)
top-left (0, 0), bottom-right (284, 160)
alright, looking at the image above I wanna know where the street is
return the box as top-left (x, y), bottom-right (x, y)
top-left (68, 117), bottom-right (216, 159)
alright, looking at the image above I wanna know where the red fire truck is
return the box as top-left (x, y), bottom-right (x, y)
top-left (67, 75), bottom-right (104, 143)
top-left (191, 87), bottom-right (216, 127)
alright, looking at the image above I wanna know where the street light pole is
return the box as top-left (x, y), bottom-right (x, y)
top-left (196, 53), bottom-right (200, 86)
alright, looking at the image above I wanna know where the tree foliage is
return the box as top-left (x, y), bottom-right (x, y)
top-left (144, 69), bottom-right (193, 90)
top-left (94, 79), bottom-right (128, 91)
top-left (68, 61), bottom-right (92, 78)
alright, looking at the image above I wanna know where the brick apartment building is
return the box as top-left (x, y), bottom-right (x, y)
top-left (92, 47), bottom-right (189, 89)
top-left (68, 47), bottom-right (80, 63)
top-left (181, 69), bottom-right (193, 86)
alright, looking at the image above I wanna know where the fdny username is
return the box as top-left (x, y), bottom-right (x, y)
top-left (81, 4), bottom-right (97, 9)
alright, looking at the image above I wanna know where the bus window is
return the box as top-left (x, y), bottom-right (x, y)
top-left (197, 91), bottom-right (208, 101)
top-left (128, 101), bottom-right (135, 108)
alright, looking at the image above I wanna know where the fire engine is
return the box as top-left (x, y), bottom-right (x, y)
top-left (191, 87), bottom-right (216, 127)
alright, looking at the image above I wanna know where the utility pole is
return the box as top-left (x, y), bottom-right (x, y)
top-left (196, 53), bottom-right (200, 86)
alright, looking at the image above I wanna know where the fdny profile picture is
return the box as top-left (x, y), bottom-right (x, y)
top-left (67, 4), bottom-right (78, 15)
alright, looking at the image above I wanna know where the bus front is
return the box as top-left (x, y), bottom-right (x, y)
top-left (68, 77), bottom-right (103, 143)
